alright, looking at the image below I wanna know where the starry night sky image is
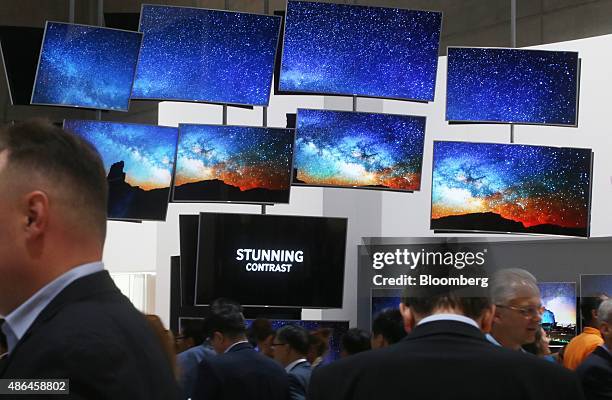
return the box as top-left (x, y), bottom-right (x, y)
top-left (431, 141), bottom-right (592, 237)
top-left (133, 5), bottom-right (281, 106)
top-left (280, 1), bottom-right (441, 101)
top-left (64, 120), bottom-right (178, 221)
top-left (446, 47), bottom-right (579, 125)
top-left (539, 282), bottom-right (576, 327)
top-left (32, 22), bottom-right (142, 111)
top-left (173, 124), bottom-right (294, 203)
top-left (581, 275), bottom-right (612, 298)
top-left (295, 109), bottom-right (426, 191)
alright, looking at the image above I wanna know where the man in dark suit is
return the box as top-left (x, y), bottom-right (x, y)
top-left (273, 324), bottom-right (312, 400)
top-left (308, 269), bottom-right (585, 400)
top-left (192, 299), bottom-right (289, 400)
top-left (577, 299), bottom-right (612, 399)
top-left (0, 120), bottom-right (179, 399)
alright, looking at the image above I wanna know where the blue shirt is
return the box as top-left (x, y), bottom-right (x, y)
top-left (417, 313), bottom-right (481, 329)
top-left (1, 262), bottom-right (104, 354)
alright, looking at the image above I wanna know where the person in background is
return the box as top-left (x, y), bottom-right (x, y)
top-left (340, 328), bottom-right (371, 358)
top-left (371, 308), bottom-right (407, 349)
top-left (175, 318), bottom-right (206, 354)
top-left (247, 318), bottom-right (275, 358)
top-left (145, 314), bottom-right (179, 379)
top-left (307, 328), bottom-right (332, 369)
top-left (176, 319), bottom-right (215, 400)
top-left (522, 327), bottom-right (556, 363)
top-left (564, 293), bottom-right (609, 370)
top-left (273, 325), bottom-right (312, 400)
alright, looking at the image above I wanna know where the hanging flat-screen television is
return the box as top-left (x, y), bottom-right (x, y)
top-left (64, 120), bottom-right (178, 221)
top-left (0, 26), bottom-right (43, 105)
top-left (370, 288), bottom-right (403, 324)
top-left (31, 22), bottom-right (142, 111)
top-left (279, 1), bottom-right (442, 102)
top-left (446, 47), bottom-right (580, 126)
top-left (133, 5), bottom-right (281, 107)
top-left (173, 124), bottom-right (295, 204)
top-left (294, 109), bottom-right (426, 191)
top-left (430, 141), bottom-right (592, 237)
top-left (195, 212), bottom-right (347, 308)
top-left (538, 282), bottom-right (577, 347)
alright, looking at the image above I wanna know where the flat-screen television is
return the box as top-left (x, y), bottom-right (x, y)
top-left (294, 109), bottom-right (426, 191)
top-left (32, 22), bottom-right (142, 111)
top-left (538, 282), bottom-right (577, 347)
top-left (446, 47), bottom-right (580, 126)
top-left (0, 26), bottom-right (43, 105)
top-left (133, 5), bottom-right (281, 106)
top-left (279, 1), bottom-right (442, 102)
top-left (195, 213), bottom-right (347, 308)
top-left (431, 141), bottom-right (592, 237)
top-left (179, 215), bottom-right (200, 307)
top-left (370, 288), bottom-right (403, 325)
top-left (173, 124), bottom-right (295, 204)
top-left (64, 120), bottom-right (178, 221)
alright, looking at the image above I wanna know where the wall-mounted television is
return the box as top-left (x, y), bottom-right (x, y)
top-left (294, 109), bottom-right (426, 191)
top-left (133, 5), bottom-right (281, 106)
top-left (279, 1), bottom-right (442, 102)
top-left (431, 141), bottom-right (592, 237)
top-left (446, 47), bottom-right (580, 126)
top-left (0, 26), bottom-right (43, 105)
top-left (64, 120), bottom-right (178, 221)
top-left (173, 124), bottom-right (295, 204)
top-left (32, 22), bottom-right (142, 111)
top-left (195, 212), bottom-right (347, 308)
top-left (538, 282), bottom-right (577, 347)
top-left (370, 288), bottom-right (403, 324)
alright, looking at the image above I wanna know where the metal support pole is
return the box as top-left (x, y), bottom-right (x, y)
top-left (510, 0), bottom-right (517, 48)
top-left (69, 0), bottom-right (75, 23)
top-left (222, 104), bottom-right (227, 125)
top-left (352, 95), bottom-right (357, 112)
top-left (263, 106), bottom-right (268, 127)
top-left (98, 0), bottom-right (104, 26)
top-left (261, 205), bottom-right (267, 215)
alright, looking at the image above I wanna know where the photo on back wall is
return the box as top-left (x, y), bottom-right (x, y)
top-left (538, 282), bottom-right (577, 347)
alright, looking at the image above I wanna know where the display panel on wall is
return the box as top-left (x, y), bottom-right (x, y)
top-left (173, 124), bottom-right (295, 204)
top-left (580, 274), bottom-right (612, 327)
top-left (0, 26), bottom-right (43, 105)
top-left (195, 213), bottom-right (347, 308)
top-left (538, 282), bottom-right (577, 347)
top-left (64, 120), bottom-right (178, 221)
top-left (370, 288), bottom-right (402, 323)
top-left (279, 1), bottom-right (442, 101)
top-left (446, 47), bottom-right (580, 126)
top-left (31, 22), bottom-right (142, 111)
top-left (294, 109), bottom-right (426, 191)
top-left (133, 5), bottom-right (281, 106)
top-left (431, 141), bottom-right (592, 237)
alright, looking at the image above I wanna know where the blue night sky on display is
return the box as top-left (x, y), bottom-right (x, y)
top-left (133, 5), bottom-right (280, 106)
top-left (64, 120), bottom-right (177, 190)
top-left (446, 48), bottom-right (579, 125)
top-left (431, 141), bottom-right (591, 231)
top-left (295, 109), bottom-right (426, 191)
top-left (581, 275), bottom-right (612, 297)
top-left (32, 22), bottom-right (142, 111)
top-left (175, 124), bottom-right (293, 191)
top-left (538, 282), bottom-right (576, 326)
top-left (280, 1), bottom-right (441, 101)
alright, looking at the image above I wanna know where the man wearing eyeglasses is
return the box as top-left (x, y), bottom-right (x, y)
top-left (272, 325), bottom-right (312, 400)
top-left (488, 269), bottom-right (543, 350)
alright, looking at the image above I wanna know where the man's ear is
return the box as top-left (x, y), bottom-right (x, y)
top-left (23, 191), bottom-right (49, 239)
top-left (480, 305), bottom-right (496, 333)
top-left (399, 303), bottom-right (415, 333)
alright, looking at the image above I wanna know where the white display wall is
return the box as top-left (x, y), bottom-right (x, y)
top-left (103, 33), bottom-right (612, 327)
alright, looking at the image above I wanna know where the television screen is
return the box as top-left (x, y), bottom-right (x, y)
top-left (294, 109), bottom-right (425, 191)
top-left (133, 5), bottom-right (281, 106)
top-left (279, 1), bottom-right (441, 101)
top-left (370, 288), bottom-right (402, 323)
top-left (195, 213), bottom-right (347, 308)
top-left (64, 120), bottom-right (178, 221)
top-left (538, 282), bottom-right (577, 347)
top-left (179, 215), bottom-right (200, 307)
top-left (446, 47), bottom-right (579, 126)
top-left (173, 124), bottom-right (294, 204)
top-left (431, 141), bottom-right (592, 237)
top-left (32, 22), bottom-right (142, 111)
top-left (0, 26), bottom-right (43, 105)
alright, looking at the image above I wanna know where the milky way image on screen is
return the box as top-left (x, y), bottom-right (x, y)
top-left (581, 275), bottom-right (612, 298)
top-left (446, 47), bottom-right (579, 125)
top-left (32, 22), bottom-right (142, 111)
top-left (174, 124), bottom-right (294, 203)
top-left (280, 1), bottom-right (441, 101)
top-left (431, 141), bottom-right (592, 237)
top-left (538, 282), bottom-right (577, 346)
top-left (295, 109), bottom-right (426, 191)
top-left (133, 5), bottom-right (280, 106)
top-left (370, 288), bottom-right (403, 326)
top-left (64, 120), bottom-right (178, 221)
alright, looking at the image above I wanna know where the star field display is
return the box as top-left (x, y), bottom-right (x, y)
top-left (580, 275), bottom-right (612, 298)
top-left (295, 109), bottom-right (426, 191)
top-left (446, 47), bottom-right (579, 125)
top-left (173, 124), bottom-right (294, 204)
top-left (371, 288), bottom-right (402, 322)
top-left (32, 22), bottom-right (142, 111)
top-left (64, 120), bottom-right (178, 221)
top-left (538, 282), bottom-right (577, 346)
top-left (280, 1), bottom-right (441, 101)
top-left (133, 5), bottom-right (281, 106)
top-left (431, 141), bottom-right (592, 237)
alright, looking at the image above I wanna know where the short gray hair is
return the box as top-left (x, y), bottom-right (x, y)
top-left (598, 299), bottom-right (612, 324)
top-left (490, 268), bottom-right (540, 305)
